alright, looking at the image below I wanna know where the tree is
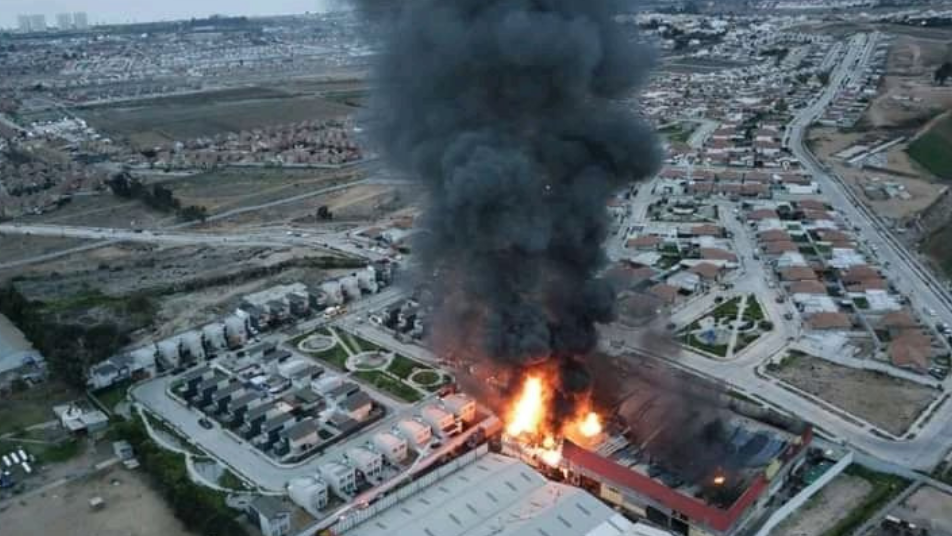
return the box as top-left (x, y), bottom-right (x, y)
top-left (178, 205), bottom-right (208, 223)
top-left (317, 205), bottom-right (333, 221)
top-left (935, 62), bottom-right (952, 86)
top-left (817, 71), bottom-right (831, 86)
top-left (796, 73), bottom-right (811, 85)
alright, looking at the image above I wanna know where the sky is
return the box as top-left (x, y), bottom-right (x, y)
top-left (0, 0), bottom-right (345, 28)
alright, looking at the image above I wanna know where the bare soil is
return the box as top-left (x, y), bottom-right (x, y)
top-left (808, 127), bottom-right (945, 221)
top-left (774, 474), bottom-right (873, 536)
top-left (893, 485), bottom-right (952, 534)
top-left (0, 466), bottom-right (198, 536)
top-left (771, 354), bottom-right (937, 436)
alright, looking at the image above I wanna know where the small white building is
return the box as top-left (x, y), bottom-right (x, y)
top-left (347, 446), bottom-right (384, 481)
top-left (356, 267), bottom-right (379, 294)
top-left (223, 315), bottom-right (248, 348)
top-left (202, 323), bottom-right (228, 350)
top-left (420, 405), bottom-right (459, 438)
top-left (396, 419), bottom-right (432, 449)
top-left (287, 476), bottom-right (329, 516)
top-left (441, 393), bottom-right (476, 424)
top-left (320, 281), bottom-right (344, 306)
top-left (372, 432), bottom-right (408, 464)
top-left (340, 276), bottom-right (362, 301)
top-left (320, 461), bottom-right (357, 498)
top-left (180, 331), bottom-right (205, 361)
top-left (248, 496), bottom-right (291, 536)
top-left (285, 419), bottom-right (321, 455)
top-left (156, 338), bottom-right (181, 367)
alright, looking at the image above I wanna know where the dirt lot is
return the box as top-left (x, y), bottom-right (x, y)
top-left (775, 474), bottom-right (873, 536)
top-left (78, 87), bottom-right (354, 148)
top-left (25, 194), bottom-right (174, 229)
top-left (864, 36), bottom-right (952, 131)
top-left (0, 466), bottom-right (198, 536)
top-left (5, 241), bottom-right (355, 341)
top-left (0, 234), bottom-right (90, 267)
top-left (806, 33), bottom-right (952, 221)
top-left (890, 485), bottom-right (952, 534)
top-left (808, 127), bottom-right (945, 220)
top-left (770, 353), bottom-right (937, 436)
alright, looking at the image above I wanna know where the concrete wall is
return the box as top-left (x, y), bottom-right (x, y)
top-left (753, 451), bottom-right (854, 536)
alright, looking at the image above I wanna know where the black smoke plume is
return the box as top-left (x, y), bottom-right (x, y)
top-left (362, 0), bottom-right (661, 369)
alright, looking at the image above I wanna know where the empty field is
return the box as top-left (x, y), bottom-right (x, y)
top-left (78, 88), bottom-right (354, 148)
top-left (163, 168), bottom-right (358, 213)
top-left (908, 114), bottom-right (952, 180)
top-left (769, 353), bottom-right (936, 436)
top-left (775, 473), bottom-right (872, 536)
top-left (0, 466), bottom-right (199, 536)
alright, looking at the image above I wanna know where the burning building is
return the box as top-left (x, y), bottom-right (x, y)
top-left (362, 0), bottom-right (662, 411)
top-left (499, 368), bottom-right (813, 536)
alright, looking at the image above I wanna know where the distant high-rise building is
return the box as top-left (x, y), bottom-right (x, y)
top-left (17, 14), bottom-right (32, 33)
top-left (29, 14), bottom-right (47, 32)
top-left (73, 12), bottom-right (89, 30)
top-left (56, 13), bottom-right (73, 31)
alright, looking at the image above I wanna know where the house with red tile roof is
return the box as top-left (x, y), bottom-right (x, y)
top-left (807, 312), bottom-right (852, 331)
top-left (888, 330), bottom-right (934, 373)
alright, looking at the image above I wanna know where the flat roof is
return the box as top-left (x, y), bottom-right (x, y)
top-left (350, 453), bottom-right (638, 536)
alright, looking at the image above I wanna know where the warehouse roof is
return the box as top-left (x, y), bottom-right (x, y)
top-left (351, 453), bottom-right (638, 536)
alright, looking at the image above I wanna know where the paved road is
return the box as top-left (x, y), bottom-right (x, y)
top-left (0, 177), bottom-right (394, 270)
top-left (602, 33), bottom-right (952, 471)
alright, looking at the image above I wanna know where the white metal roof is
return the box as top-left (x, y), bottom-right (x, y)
top-left (351, 453), bottom-right (639, 536)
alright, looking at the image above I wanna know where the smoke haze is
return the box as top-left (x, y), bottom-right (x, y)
top-left (363, 0), bottom-right (661, 370)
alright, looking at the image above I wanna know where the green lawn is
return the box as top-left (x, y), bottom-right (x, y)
top-left (822, 465), bottom-right (910, 536)
top-left (347, 333), bottom-right (385, 353)
top-left (711, 296), bottom-right (743, 321)
top-left (659, 122), bottom-right (695, 144)
top-left (218, 469), bottom-right (249, 490)
top-left (25, 438), bottom-right (85, 464)
top-left (924, 225), bottom-right (952, 279)
top-left (908, 114), bottom-right (952, 180)
top-left (743, 295), bottom-right (765, 322)
top-left (353, 370), bottom-right (423, 402)
top-left (681, 334), bottom-right (729, 357)
top-left (0, 382), bottom-right (79, 436)
top-left (91, 380), bottom-right (131, 413)
top-left (387, 354), bottom-right (429, 379)
top-left (302, 341), bottom-right (351, 371)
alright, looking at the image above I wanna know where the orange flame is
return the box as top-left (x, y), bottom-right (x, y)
top-left (714, 476), bottom-right (726, 486)
top-left (505, 376), bottom-right (548, 437)
top-left (578, 412), bottom-right (602, 438)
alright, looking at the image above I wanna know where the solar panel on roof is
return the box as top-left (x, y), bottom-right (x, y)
top-left (448, 513), bottom-right (461, 525)
top-left (424, 528), bottom-right (435, 536)
top-left (466, 503), bottom-right (477, 514)
top-left (576, 502), bottom-right (591, 516)
top-left (520, 471), bottom-right (533, 482)
top-left (557, 514), bottom-right (573, 528)
top-left (504, 481), bottom-right (517, 492)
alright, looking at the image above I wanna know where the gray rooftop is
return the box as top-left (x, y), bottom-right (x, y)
top-left (250, 495), bottom-right (290, 520)
top-left (285, 419), bottom-right (320, 441)
top-left (349, 453), bottom-right (637, 536)
top-left (340, 391), bottom-right (372, 412)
